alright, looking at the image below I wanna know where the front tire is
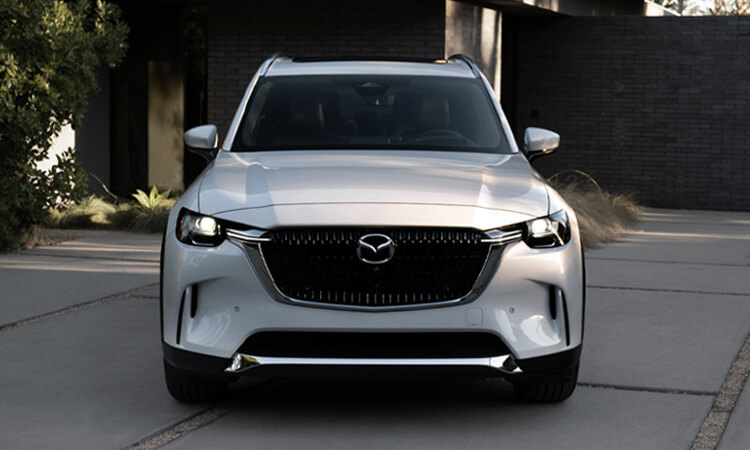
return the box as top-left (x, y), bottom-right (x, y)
top-left (512, 363), bottom-right (579, 403)
top-left (164, 359), bottom-right (228, 403)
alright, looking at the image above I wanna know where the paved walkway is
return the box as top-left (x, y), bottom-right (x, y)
top-left (0, 210), bottom-right (748, 449)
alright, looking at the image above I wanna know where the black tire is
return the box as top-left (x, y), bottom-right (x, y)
top-left (164, 359), bottom-right (228, 403)
top-left (512, 364), bottom-right (579, 403)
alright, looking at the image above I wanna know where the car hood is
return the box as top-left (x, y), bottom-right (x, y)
top-left (199, 150), bottom-right (549, 221)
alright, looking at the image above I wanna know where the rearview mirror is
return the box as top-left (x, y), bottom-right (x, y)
top-left (185, 124), bottom-right (219, 161)
top-left (524, 127), bottom-right (560, 162)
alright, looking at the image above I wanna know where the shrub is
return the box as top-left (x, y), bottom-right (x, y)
top-left (130, 186), bottom-right (174, 232)
top-left (0, 0), bottom-right (128, 250)
top-left (47, 195), bottom-right (116, 228)
top-left (46, 186), bottom-right (175, 235)
top-left (549, 170), bottom-right (641, 248)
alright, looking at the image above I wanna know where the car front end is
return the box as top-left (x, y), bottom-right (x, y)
top-left (161, 55), bottom-right (584, 403)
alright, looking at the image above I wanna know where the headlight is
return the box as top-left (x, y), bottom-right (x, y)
top-left (524, 210), bottom-right (571, 248)
top-left (177, 209), bottom-right (224, 246)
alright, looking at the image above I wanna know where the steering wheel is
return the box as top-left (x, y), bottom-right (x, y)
top-left (414, 129), bottom-right (465, 143)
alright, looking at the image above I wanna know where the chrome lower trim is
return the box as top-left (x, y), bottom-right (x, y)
top-left (225, 352), bottom-right (523, 375)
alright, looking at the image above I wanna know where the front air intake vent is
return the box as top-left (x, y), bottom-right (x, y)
top-left (239, 332), bottom-right (510, 358)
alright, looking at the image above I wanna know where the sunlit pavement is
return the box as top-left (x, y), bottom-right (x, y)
top-left (1, 211), bottom-right (749, 449)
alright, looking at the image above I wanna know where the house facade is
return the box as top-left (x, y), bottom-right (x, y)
top-left (65, 0), bottom-right (750, 210)
top-left (67, 0), bottom-right (642, 195)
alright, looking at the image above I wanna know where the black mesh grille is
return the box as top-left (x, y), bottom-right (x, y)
top-left (259, 228), bottom-right (491, 307)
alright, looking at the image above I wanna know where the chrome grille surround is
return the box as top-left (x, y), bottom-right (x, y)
top-left (231, 227), bottom-right (520, 312)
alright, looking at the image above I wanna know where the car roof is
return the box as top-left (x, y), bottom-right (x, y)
top-left (265, 57), bottom-right (477, 78)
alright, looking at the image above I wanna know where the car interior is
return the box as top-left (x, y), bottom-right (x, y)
top-left (240, 76), bottom-right (504, 150)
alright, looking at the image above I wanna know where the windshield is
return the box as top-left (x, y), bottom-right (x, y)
top-left (232, 75), bottom-right (512, 153)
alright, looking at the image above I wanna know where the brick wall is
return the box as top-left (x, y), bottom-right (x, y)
top-left (207, 0), bottom-right (446, 136)
top-left (514, 16), bottom-right (750, 210)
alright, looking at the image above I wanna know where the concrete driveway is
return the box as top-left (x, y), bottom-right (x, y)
top-left (1, 210), bottom-right (749, 449)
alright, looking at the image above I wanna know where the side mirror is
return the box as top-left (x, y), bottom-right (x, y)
top-left (185, 124), bottom-right (219, 161)
top-left (524, 127), bottom-right (560, 162)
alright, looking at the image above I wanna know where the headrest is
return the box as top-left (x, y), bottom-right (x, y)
top-left (418, 96), bottom-right (450, 130)
top-left (289, 94), bottom-right (325, 133)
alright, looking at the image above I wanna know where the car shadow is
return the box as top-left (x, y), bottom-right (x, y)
top-left (227, 376), bottom-right (528, 413)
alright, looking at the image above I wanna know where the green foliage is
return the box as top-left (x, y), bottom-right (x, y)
top-left (48, 186), bottom-right (176, 235)
top-left (47, 195), bottom-right (116, 228)
top-left (650, 0), bottom-right (750, 15)
top-left (650, 0), bottom-right (694, 14)
top-left (707, 0), bottom-right (750, 14)
top-left (0, 0), bottom-right (129, 250)
top-left (132, 186), bottom-right (173, 211)
top-left (45, 147), bottom-right (90, 207)
top-left (130, 186), bottom-right (174, 232)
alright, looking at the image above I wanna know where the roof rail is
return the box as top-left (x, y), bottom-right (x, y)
top-left (292, 56), bottom-right (439, 63)
top-left (447, 54), bottom-right (481, 78)
top-left (261, 53), bottom-right (290, 76)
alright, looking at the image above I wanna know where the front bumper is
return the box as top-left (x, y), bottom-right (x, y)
top-left (161, 219), bottom-right (584, 368)
top-left (163, 342), bottom-right (581, 381)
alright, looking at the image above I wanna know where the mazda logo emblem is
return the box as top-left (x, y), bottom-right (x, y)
top-left (357, 233), bottom-right (395, 265)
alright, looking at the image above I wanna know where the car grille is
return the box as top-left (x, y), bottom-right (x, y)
top-left (259, 228), bottom-right (491, 307)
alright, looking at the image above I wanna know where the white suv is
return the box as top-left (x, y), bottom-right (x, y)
top-left (161, 55), bottom-right (584, 403)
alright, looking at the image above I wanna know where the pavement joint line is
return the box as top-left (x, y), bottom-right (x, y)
top-left (578, 382), bottom-right (715, 397)
top-left (126, 380), bottom-right (719, 449)
top-left (622, 230), bottom-right (750, 241)
top-left (125, 403), bottom-right (233, 450)
top-left (637, 222), bottom-right (750, 229)
top-left (19, 252), bottom-right (158, 264)
top-left (690, 330), bottom-right (750, 450)
top-left (636, 219), bottom-right (750, 228)
top-left (587, 285), bottom-right (750, 298)
top-left (0, 283), bottom-right (159, 333)
top-left (587, 257), bottom-right (750, 268)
